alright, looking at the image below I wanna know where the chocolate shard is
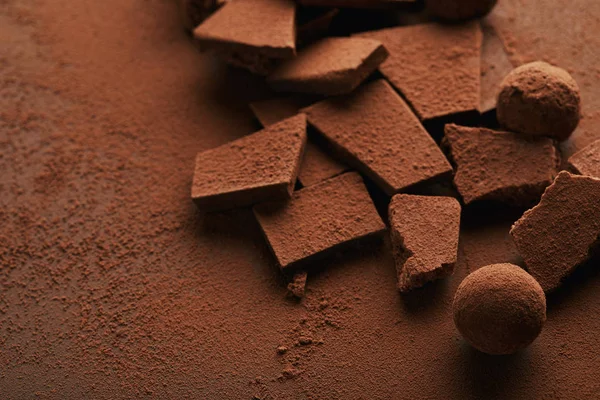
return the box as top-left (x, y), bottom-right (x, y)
top-left (268, 37), bottom-right (389, 96)
top-left (510, 172), bottom-right (600, 292)
top-left (443, 124), bottom-right (560, 206)
top-left (250, 97), bottom-right (347, 188)
top-left (303, 79), bottom-right (452, 196)
top-left (297, 0), bottom-right (415, 9)
top-left (357, 22), bottom-right (482, 121)
top-left (479, 20), bottom-right (514, 114)
top-left (389, 194), bottom-right (461, 292)
top-left (253, 172), bottom-right (386, 270)
top-left (568, 139), bottom-right (600, 178)
top-left (191, 114), bottom-right (307, 211)
top-left (286, 271), bottom-right (308, 298)
top-left (193, 0), bottom-right (296, 75)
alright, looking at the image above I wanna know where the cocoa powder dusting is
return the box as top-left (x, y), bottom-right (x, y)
top-left (3, 0), bottom-right (600, 399)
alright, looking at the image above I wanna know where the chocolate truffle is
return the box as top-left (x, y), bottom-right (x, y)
top-left (253, 172), bottom-right (386, 270)
top-left (444, 124), bottom-right (560, 206)
top-left (191, 114), bottom-right (306, 211)
top-left (453, 264), bottom-right (546, 355)
top-left (249, 97), bottom-right (347, 187)
top-left (357, 22), bottom-right (481, 121)
top-left (510, 172), bottom-right (600, 292)
top-left (303, 80), bottom-right (452, 196)
top-left (389, 194), bottom-right (461, 292)
top-left (425, 0), bottom-right (496, 21)
top-left (568, 138), bottom-right (600, 179)
top-left (268, 37), bottom-right (389, 96)
top-left (193, 0), bottom-right (296, 75)
top-left (497, 62), bottom-right (581, 141)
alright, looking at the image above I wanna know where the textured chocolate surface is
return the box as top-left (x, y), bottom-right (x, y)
top-left (304, 80), bottom-right (452, 195)
top-left (453, 263), bottom-right (546, 355)
top-left (253, 172), bottom-right (386, 270)
top-left (268, 37), bottom-right (388, 95)
top-left (389, 194), bottom-right (461, 292)
top-left (480, 19), bottom-right (514, 113)
top-left (444, 124), bottom-right (560, 205)
top-left (511, 172), bottom-right (600, 292)
top-left (191, 114), bottom-right (306, 211)
top-left (358, 22), bottom-right (482, 120)
top-left (568, 139), bottom-right (600, 178)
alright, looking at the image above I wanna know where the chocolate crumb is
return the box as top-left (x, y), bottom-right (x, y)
top-left (287, 271), bottom-right (308, 299)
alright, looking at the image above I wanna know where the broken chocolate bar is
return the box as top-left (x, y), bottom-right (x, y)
top-left (389, 194), bottom-right (461, 292)
top-left (253, 172), bottom-right (386, 270)
top-left (511, 172), bottom-right (600, 292)
top-left (191, 114), bottom-right (306, 211)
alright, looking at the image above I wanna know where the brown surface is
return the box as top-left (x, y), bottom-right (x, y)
top-left (304, 80), bottom-right (452, 195)
top-left (193, 0), bottom-right (296, 74)
top-left (297, 0), bottom-right (415, 9)
top-left (497, 61), bottom-right (581, 141)
top-left (253, 172), bottom-right (386, 270)
top-left (297, 8), bottom-right (339, 47)
top-left (4, 0), bottom-right (600, 398)
top-left (444, 124), bottom-right (560, 206)
top-left (176, 0), bottom-right (225, 31)
top-left (480, 19), bottom-right (514, 113)
top-left (511, 172), bottom-right (600, 293)
top-left (453, 263), bottom-right (546, 355)
top-left (191, 114), bottom-right (307, 211)
top-left (358, 22), bottom-right (481, 121)
top-left (389, 194), bottom-right (461, 292)
top-left (287, 271), bottom-right (308, 298)
top-left (249, 97), bottom-right (348, 187)
top-left (568, 139), bottom-right (600, 178)
top-left (424, 0), bottom-right (497, 21)
top-left (268, 37), bottom-right (389, 95)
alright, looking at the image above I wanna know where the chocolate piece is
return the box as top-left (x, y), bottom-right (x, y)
top-left (425, 0), bottom-right (497, 21)
top-left (389, 194), bottom-right (461, 292)
top-left (453, 263), bottom-right (546, 355)
top-left (287, 271), bottom-right (308, 298)
top-left (191, 114), bottom-right (307, 211)
top-left (568, 139), bottom-right (600, 178)
top-left (358, 22), bottom-right (481, 121)
top-left (193, 0), bottom-right (296, 75)
top-left (296, 0), bottom-right (415, 9)
top-left (176, 0), bottom-right (226, 31)
top-left (444, 124), bottom-right (560, 206)
top-left (253, 172), bottom-right (386, 270)
top-left (480, 20), bottom-right (514, 114)
top-left (303, 80), bottom-right (452, 195)
top-left (249, 97), bottom-right (347, 187)
top-left (510, 172), bottom-right (600, 292)
top-left (268, 37), bottom-right (389, 96)
top-left (497, 62), bottom-right (581, 141)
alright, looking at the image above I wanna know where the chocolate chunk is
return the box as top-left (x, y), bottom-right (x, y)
top-left (480, 20), bottom-right (514, 114)
top-left (268, 37), bottom-right (388, 95)
top-left (191, 114), bottom-right (306, 211)
top-left (444, 124), bottom-right (560, 206)
top-left (287, 271), bottom-right (308, 298)
top-left (497, 62), bottom-right (581, 141)
top-left (249, 97), bottom-right (347, 187)
top-left (176, 0), bottom-right (226, 31)
top-left (253, 172), bottom-right (386, 270)
top-left (193, 0), bottom-right (296, 75)
top-left (510, 172), bottom-right (600, 292)
top-left (425, 0), bottom-right (497, 21)
top-left (389, 194), bottom-right (461, 292)
top-left (296, 0), bottom-right (415, 9)
top-left (453, 263), bottom-right (546, 355)
top-left (568, 139), bottom-right (600, 178)
top-left (303, 80), bottom-right (452, 196)
top-left (357, 22), bottom-right (481, 121)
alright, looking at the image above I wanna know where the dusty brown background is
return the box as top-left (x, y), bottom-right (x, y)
top-left (1, 0), bottom-right (600, 398)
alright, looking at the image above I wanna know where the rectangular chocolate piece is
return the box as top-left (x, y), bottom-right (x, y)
top-left (191, 114), bottom-right (306, 211)
top-left (253, 172), bottom-right (386, 270)
top-left (303, 79), bottom-right (452, 195)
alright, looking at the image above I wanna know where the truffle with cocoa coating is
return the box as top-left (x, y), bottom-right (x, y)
top-left (497, 62), bottom-right (581, 141)
top-left (453, 263), bottom-right (546, 355)
top-left (425, 0), bottom-right (496, 21)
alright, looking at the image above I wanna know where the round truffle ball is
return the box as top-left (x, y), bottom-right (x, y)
top-left (497, 61), bottom-right (581, 141)
top-left (453, 263), bottom-right (546, 355)
top-left (425, 0), bottom-right (497, 21)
